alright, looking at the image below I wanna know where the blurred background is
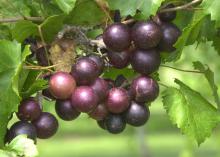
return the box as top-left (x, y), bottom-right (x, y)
top-left (37, 41), bottom-right (220, 157)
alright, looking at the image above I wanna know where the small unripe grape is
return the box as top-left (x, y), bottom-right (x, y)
top-left (131, 21), bottom-right (162, 50)
top-left (32, 112), bottom-right (58, 139)
top-left (125, 101), bottom-right (150, 127)
top-left (97, 120), bottom-right (106, 130)
top-left (49, 72), bottom-right (76, 100)
top-left (55, 99), bottom-right (80, 121)
top-left (158, 4), bottom-right (176, 22)
top-left (103, 23), bottom-right (131, 52)
top-left (106, 114), bottom-right (126, 134)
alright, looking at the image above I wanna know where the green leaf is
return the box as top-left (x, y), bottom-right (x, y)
top-left (193, 61), bottom-right (220, 107)
top-left (66, 0), bottom-right (105, 26)
top-left (0, 149), bottom-right (16, 157)
top-left (103, 67), bottom-right (137, 80)
top-left (0, 25), bottom-right (11, 40)
top-left (7, 135), bottom-right (38, 157)
top-left (53, 0), bottom-right (76, 14)
top-left (162, 79), bottom-right (220, 145)
top-left (12, 21), bottom-right (38, 43)
top-left (40, 15), bottom-right (65, 43)
top-left (0, 41), bottom-right (30, 147)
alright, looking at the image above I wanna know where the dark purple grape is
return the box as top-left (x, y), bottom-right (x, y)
top-left (36, 47), bottom-right (49, 66)
top-left (97, 120), bottom-right (106, 130)
top-left (90, 78), bottom-right (109, 103)
top-left (131, 21), bottom-right (162, 50)
top-left (107, 49), bottom-right (130, 69)
top-left (103, 23), bottom-right (131, 52)
top-left (49, 72), bottom-right (76, 100)
top-left (17, 97), bottom-right (42, 121)
top-left (7, 121), bottom-right (37, 142)
top-left (131, 49), bottom-right (161, 75)
top-left (106, 88), bottom-right (130, 114)
top-left (42, 88), bottom-right (56, 100)
top-left (88, 55), bottom-right (105, 75)
top-left (158, 23), bottom-right (181, 52)
top-left (114, 75), bottom-right (127, 87)
top-left (71, 86), bottom-right (98, 113)
top-left (125, 101), bottom-right (150, 127)
top-left (104, 79), bottom-right (115, 90)
top-left (131, 76), bottom-right (159, 103)
top-left (106, 114), bottom-right (126, 134)
top-left (71, 57), bottom-right (99, 85)
top-left (4, 129), bottom-right (10, 144)
top-left (89, 104), bottom-right (108, 120)
top-left (32, 112), bottom-right (58, 139)
top-left (158, 4), bottom-right (176, 22)
top-left (55, 99), bottom-right (80, 121)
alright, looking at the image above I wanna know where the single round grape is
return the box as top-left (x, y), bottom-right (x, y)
top-left (106, 114), bottom-right (126, 134)
top-left (32, 112), bottom-right (58, 139)
top-left (158, 4), bottom-right (176, 22)
top-left (131, 21), bottom-right (162, 50)
top-left (97, 120), bottom-right (106, 130)
top-left (158, 23), bottom-right (181, 52)
top-left (71, 57), bottom-right (99, 85)
top-left (42, 88), bottom-right (56, 100)
top-left (125, 101), bottom-right (150, 127)
top-left (131, 49), bottom-right (161, 75)
top-left (104, 79), bottom-right (115, 90)
top-left (7, 121), bottom-right (37, 142)
top-left (107, 49), bottom-right (130, 69)
top-left (89, 104), bottom-right (108, 121)
top-left (131, 76), bottom-right (159, 103)
top-left (114, 75), bottom-right (127, 87)
top-left (90, 78), bottom-right (109, 103)
top-left (17, 97), bottom-right (42, 121)
top-left (36, 47), bottom-right (50, 66)
top-left (88, 55), bottom-right (105, 75)
top-left (71, 86), bottom-right (98, 113)
top-left (55, 99), bottom-right (80, 121)
top-left (103, 23), bottom-right (131, 52)
top-left (106, 88), bottom-right (130, 114)
top-left (49, 72), bottom-right (76, 100)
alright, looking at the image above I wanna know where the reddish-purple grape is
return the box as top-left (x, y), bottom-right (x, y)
top-left (90, 78), bottom-right (109, 103)
top-left (55, 99), bottom-right (80, 121)
top-left (32, 112), bottom-right (58, 139)
top-left (17, 97), bottom-right (42, 121)
top-left (158, 4), bottom-right (176, 22)
top-left (107, 49), bottom-right (130, 69)
top-left (125, 101), bottom-right (150, 127)
top-left (103, 23), bottom-right (131, 52)
top-left (106, 114), bottom-right (126, 134)
top-left (88, 55), bottom-right (105, 75)
top-left (71, 86), bottom-right (98, 113)
top-left (106, 88), bottom-right (130, 114)
top-left (131, 76), bottom-right (159, 103)
top-left (131, 49), bottom-right (161, 75)
top-left (89, 104), bottom-right (108, 121)
top-left (71, 57), bottom-right (99, 85)
top-left (158, 23), bottom-right (181, 52)
top-left (49, 72), bottom-right (76, 100)
top-left (131, 21), bottom-right (162, 50)
top-left (7, 121), bottom-right (37, 142)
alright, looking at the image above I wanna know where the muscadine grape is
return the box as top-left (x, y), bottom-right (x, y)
top-left (90, 78), bottom-right (109, 103)
top-left (36, 47), bottom-right (50, 66)
top-left (55, 99), bottom-right (80, 121)
top-left (104, 79), bottom-right (115, 90)
top-left (71, 86), bottom-right (98, 113)
top-left (106, 114), bottom-right (126, 134)
top-left (42, 88), bottom-right (55, 100)
top-left (32, 112), bottom-right (58, 139)
top-left (88, 55), bottom-right (105, 75)
top-left (97, 120), bottom-right (106, 130)
top-left (158, 4), bottom-right (176, 22)
top-left (107, 49), bottom-right (130, 69)
top-left (71, 57), bottom-right (99, 85)
top-left (7, 121), bottom-right (37, 142)
top-left (158, 23), bottom-right (181, 52)
top-left (103, 23), bottom-right (131, 52)
top-left (49, 72), bottom-right (76, 100)
top-left (125, 101), bottom-right (150, 127)
top-left (106, 88), bottom-right (130, 114)
top-left (89, 104), bottom-right (108, 121)
top-left (131, 21), bottom-right (162, 50)
top-left (17, 97), bottom-right (42, 121)
top-left (131, 49), bottom-right (161, 75)
top-left (131, 76), bottom-right (159, 103)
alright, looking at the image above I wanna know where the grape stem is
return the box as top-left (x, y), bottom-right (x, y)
top-left (23, 64), bottom-right (63, 72)
top-left (160, 65), bottom-right (204, 74)
top-left (0, 17), bottom-right (44, 23)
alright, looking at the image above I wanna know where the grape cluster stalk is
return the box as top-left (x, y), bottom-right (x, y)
top-left (5, 4), bottom-right (182, 143)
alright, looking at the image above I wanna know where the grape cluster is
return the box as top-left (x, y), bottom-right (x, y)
top-left (5, 5), bottom-right (181, 143)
